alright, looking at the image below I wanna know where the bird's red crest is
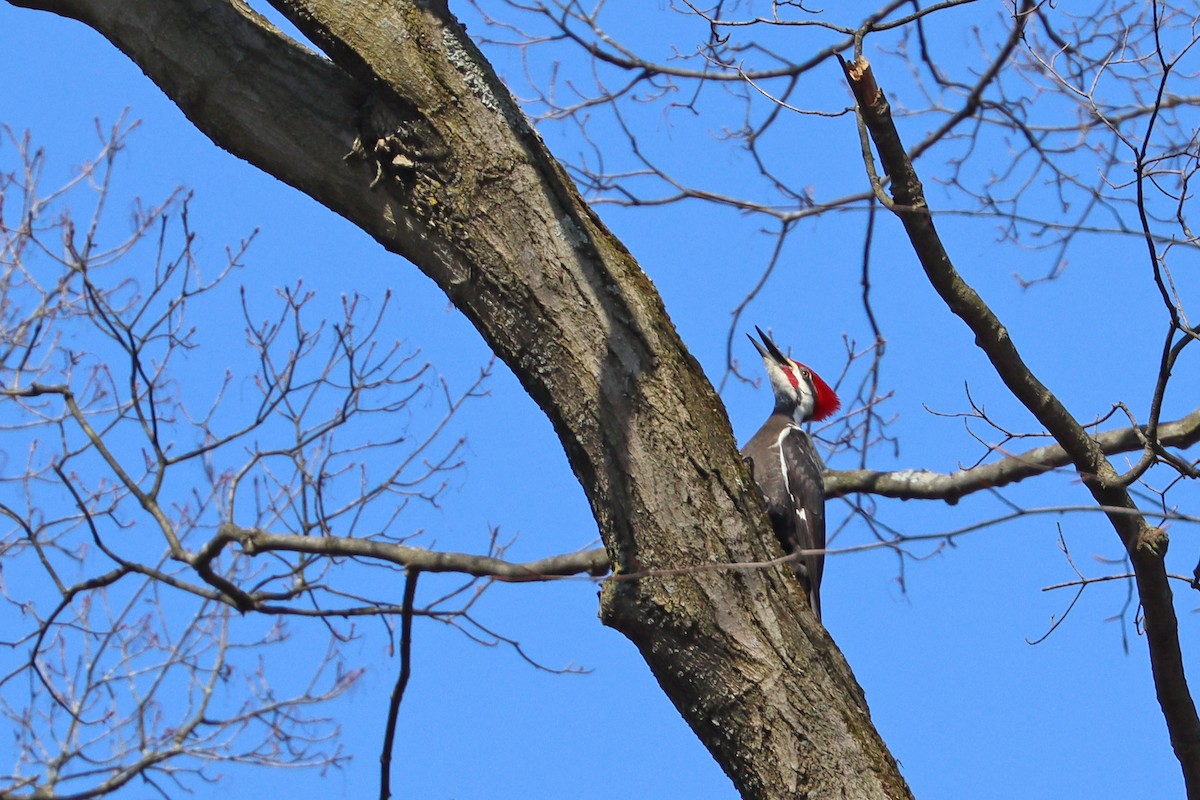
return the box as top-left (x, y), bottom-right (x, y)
top-left (748, 327), bottom-right (841, 423)
top-left (799, 363), bottom-right (840, 422)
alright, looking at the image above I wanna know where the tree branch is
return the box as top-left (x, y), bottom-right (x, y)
top-left (842, 51), bottom-right (1200, 794)
top-left (380, 567), bottom-right (418, 800)
top-left (826, 407), bottom-right (1200, 501)
top-left (6, 0), bottom-right (912, 795)
top-left (213, 523), bottom-right (609, 582)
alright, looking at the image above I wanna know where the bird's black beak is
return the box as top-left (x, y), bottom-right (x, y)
top-left (749, 326), bottom-right (789, 365)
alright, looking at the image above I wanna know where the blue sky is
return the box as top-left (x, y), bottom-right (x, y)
top-left (1, 3), bottom-right (1197, 799)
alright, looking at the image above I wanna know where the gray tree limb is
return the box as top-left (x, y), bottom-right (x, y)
top-left (826, 407), bottom-right (1200, 501)
top-left (209, 523), bottom-right (610, 582)
top-left (842, 49), bottom-right (1200, 796)
top-left (6, 0), bottom-right (911, 796)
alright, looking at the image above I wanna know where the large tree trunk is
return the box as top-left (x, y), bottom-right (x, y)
top-left (7, 0), bottom-right (912, 796)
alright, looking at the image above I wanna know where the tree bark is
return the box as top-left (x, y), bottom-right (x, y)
top-left (7, 0), bottom-right (912, 796)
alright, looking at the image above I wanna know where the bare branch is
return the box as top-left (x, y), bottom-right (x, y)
top-left (841, 48), bottom-right (1200, 790)
top-left (214, 523), bottom-right (610, 583)
top-left (827, 407), bottom-right (1200, 501)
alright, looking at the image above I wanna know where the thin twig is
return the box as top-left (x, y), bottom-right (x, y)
top-left (380, 567), bottom-right (420, 800)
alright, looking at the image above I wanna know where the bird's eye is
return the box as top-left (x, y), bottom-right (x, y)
top-left (800, 369), bottom-right (810, 378)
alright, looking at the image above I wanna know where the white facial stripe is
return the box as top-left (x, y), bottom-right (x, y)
top-left (763, 356), bottom-right (819, 422)
top-left (790, 362), bottom-right (815, 423)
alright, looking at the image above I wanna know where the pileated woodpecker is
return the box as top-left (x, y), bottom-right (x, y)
top-left (741, 326), bottom-right (840, 619)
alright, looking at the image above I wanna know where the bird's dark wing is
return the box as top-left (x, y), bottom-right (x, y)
top-left (777, 426), bottom-right (826, 618)
top-left (741, 420), bottom-right (827, 618)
